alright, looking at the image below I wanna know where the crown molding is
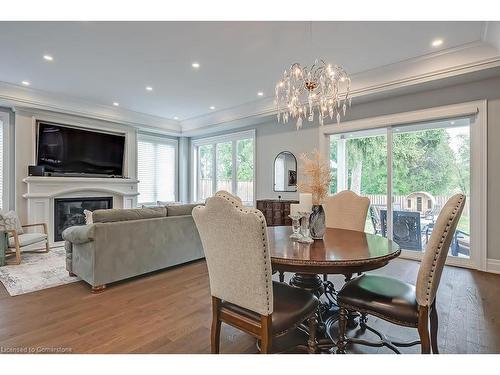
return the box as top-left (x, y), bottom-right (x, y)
top-left (180, 41), bottom-right (500, 136)
top-left (2, 40), bottom-right (499, 138)
top-left (0, 81), bottom-right (181, 134)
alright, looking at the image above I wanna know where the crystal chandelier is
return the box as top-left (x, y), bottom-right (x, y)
top-left (275, 59), bottom-right (351, 129)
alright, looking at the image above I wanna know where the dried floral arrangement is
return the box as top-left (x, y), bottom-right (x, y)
top-left (297, 150), bottom-right (332, 205)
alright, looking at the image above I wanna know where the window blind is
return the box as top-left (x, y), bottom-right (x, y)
top-left (137, 135), bottom-right (176, 205)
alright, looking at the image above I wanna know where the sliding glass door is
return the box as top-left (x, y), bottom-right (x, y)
top-left (329, 117), bottom-right (472, 263)
top-left (330, 129), bottom-right (387, 233)
top-left (391, 119), bottom-right (471, 258)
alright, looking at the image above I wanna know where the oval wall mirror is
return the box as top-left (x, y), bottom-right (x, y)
top-left (273, 151), bottom-right (297, 192)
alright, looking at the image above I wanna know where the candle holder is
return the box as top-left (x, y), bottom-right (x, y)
top-left (298, 211), bottom-right (314, 244)
top-left (288, 214), bottom-right (303, 241)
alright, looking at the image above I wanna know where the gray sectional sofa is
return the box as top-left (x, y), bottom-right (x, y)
top-left (62, 204), bottom-right (204, 292)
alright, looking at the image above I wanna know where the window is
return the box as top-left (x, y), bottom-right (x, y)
top-left (192, 130), bottom-right (255, 205)
top-left (137, 134), bottom-right (177, 205)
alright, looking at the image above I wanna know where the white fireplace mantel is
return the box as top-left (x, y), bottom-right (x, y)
top-left (23, 176), bottom-right (139, 244)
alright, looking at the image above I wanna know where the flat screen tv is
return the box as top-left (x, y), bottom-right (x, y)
top-left (36, 121), bottom-right (125, 177)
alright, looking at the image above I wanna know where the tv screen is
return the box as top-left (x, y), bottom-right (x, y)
top-left (37, 121), bottom-right (125, 177)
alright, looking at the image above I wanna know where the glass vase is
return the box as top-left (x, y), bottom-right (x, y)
top-left (310, 204), bottom-right (325, 239)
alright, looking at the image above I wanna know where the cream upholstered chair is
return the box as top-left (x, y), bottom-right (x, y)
top-left (322, 191), bottom-right (370, 281)
top-left (336, 194), bottom-right (466, 354)
top-left (214, 190), bottom-right (242, 205)
top-left (0, 210), bottom-right (49, 265)
top-left (193, 192), bottom-right (319, 354)
top-left (323, 190), bottom-right (370, 232)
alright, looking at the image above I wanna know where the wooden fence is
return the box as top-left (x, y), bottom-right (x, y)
top-left (199, 179), bottom-right (253, 203)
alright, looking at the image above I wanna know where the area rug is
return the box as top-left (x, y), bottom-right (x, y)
top-left (0, 246), bottom-right (80, 296)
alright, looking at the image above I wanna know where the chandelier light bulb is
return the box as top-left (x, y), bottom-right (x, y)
top-left (275, 59), bottom-right (351, 129)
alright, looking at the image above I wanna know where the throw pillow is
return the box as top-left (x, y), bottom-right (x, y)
top-left (0, 211), bottom-right (24, 236)
top-left (83, 209), bottom-right (93, 225)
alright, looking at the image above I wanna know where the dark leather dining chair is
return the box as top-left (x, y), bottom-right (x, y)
top-left (193, 191), bottom-right (319, 354)
top-left (336, 193), bottom-right (466, 354)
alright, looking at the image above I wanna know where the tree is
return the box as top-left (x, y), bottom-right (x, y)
top-left (451, 134), bottom-right (470, 195)
top-left (237, 139), bottom-right (254, 181)
top-left (331, 128), bottom-right (469, 197)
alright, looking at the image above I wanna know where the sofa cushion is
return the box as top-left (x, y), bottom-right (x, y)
top-left (166, 203), bottom-right (200, 217)
top-left (8, 233), bottom-right (47, 248)
top-left (92, 207), bottom-right (167, 223)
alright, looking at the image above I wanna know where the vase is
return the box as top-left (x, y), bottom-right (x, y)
top-left (310, 204), bottom-right (325, 239)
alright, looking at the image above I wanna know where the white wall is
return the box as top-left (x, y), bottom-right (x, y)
top-left (255, 124), bottom-right (317, 201)
top-left (13, 109), bottom-right (138, 223)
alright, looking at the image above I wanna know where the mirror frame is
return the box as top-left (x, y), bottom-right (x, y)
top-left (273, 151), bottom-right (298, 192)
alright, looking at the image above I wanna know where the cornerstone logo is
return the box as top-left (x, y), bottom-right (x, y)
top-left (0, 346), bottom-right (72, 353)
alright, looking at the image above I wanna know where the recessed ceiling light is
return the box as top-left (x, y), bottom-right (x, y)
top-left (174, 116), bottom-right (179, 120)
top-left (43, 54), bottom-right (53, 61)
top-left (451, 121), bottom-right (455, 125)
top-left (21, 80), bottom-right (30, 86)
top-left (145, 86), bottom-right (153, 91)
top-left (257, 92), bottom-right (264, 96)
top-left (431, 39), bottom-right (443, 47)
top-left (113, 102), bottom-right (119, 107)
top-left (192, 62), bottom-right (200, 69)
top-left (209, 106), bottom-right (215, 110)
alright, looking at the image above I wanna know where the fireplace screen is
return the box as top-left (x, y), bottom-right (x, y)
top-left (54, 197), bottom-right (112, 241)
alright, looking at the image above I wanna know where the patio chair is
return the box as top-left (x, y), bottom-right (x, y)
top-left (381, 210), bottom-right (422, 251)
top-left (369, 205), bottom-right (381, 235)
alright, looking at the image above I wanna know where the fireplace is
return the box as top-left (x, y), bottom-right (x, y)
top-left (54, 197), bottom-right (113, 241)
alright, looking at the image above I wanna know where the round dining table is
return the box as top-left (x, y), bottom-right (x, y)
top-left (267, 226), bottom-right (401, 352)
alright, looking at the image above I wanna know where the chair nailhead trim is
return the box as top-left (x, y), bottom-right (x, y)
top-left (216, 192), bottom-right (272, 314)
top-left (424, 195), bottom-right (464, 304)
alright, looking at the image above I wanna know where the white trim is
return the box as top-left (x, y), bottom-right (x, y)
top-left (0, 82), bottom-right (181, 134)
top-left (486, 259), bottom-right (500, 274)
top-left (191, 129), bottom-right (256, 147)
top-left (180, 43), bottom-right (500, 136)
top-left (386, 128), bottom-right (393, 242)
top-left (191, 129), bottom-right (256, 205)
top-left (320, 100), bottom-right (488, 272)
top-left (470, 100), bottom-right (488, 271)
top-left (321, 101), bottom-right (480, 135)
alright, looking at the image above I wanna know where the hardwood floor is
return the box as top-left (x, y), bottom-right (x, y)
top-left (0, 258), bottom-right (499, 354)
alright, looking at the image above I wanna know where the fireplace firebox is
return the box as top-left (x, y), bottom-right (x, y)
top-left (54, 197), bottom-right (113, 241)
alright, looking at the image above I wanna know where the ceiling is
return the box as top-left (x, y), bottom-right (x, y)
top-left (0, 21), bottom-right (492, 122)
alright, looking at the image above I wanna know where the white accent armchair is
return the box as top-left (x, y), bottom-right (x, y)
top-left (0, 211), bottom-right (50, 265)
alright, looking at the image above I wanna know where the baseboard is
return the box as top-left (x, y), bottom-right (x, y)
top-left (486, 258), bottom-right (500, 274)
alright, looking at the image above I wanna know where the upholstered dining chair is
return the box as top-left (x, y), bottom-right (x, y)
top-left (322, 191), bottom-right (370, 281)
top-left (336, 193), bottom-right (466, 354)
top-left (214, 190), bottom-right (242, 205)
top-left (323, 190), bottom-right (370, 232)
top-left (193, 192), bottom-right (320, 354)
top-left (0, 210), bottom-right (50, 265)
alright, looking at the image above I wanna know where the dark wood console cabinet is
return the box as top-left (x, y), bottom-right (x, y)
top-left (256, 199), bottom-right (299, 226)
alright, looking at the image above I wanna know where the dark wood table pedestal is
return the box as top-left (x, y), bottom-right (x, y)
top-left (268, 226), bottom-right (401, 353)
